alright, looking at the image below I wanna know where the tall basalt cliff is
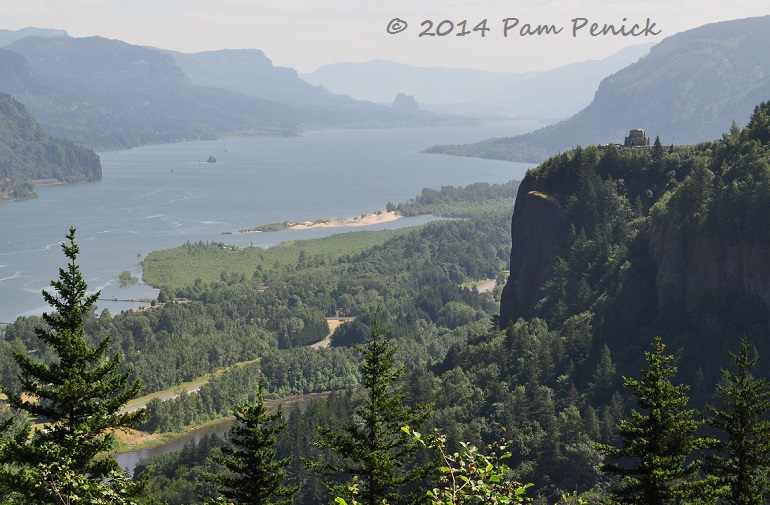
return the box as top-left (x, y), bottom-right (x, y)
top-left (499, 182), bottom-right (770, 331)
top-left (650, 221), bottom-right (770, 322)
top-left (499, 177), bottom-right (562, 325)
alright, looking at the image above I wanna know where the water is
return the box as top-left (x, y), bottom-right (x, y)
top-left (117, 420), bottom-right (235, 476)
top-left (116, 392), bottom-right (330, 476)
top-left (0, 121), bottom-right (538, 323)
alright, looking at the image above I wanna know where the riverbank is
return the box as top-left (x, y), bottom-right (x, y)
top-left (239, 211), bottom-right (401, 233)
top-left (114, 391), bottom-right (333, 454)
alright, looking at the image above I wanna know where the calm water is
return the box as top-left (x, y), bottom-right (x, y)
top-left (0, 121), bottom-right (538, 323)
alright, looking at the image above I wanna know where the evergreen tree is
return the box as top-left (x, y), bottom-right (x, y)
top-left (204, 384), bottom-right (298, 505)
top-left (595, 337), bottom-right (718, 504)
top-left (0, 227), bottom-right (145, 504)
top-left (310, 315), bottom-right (433, 505)
top-left (705, 339), bottom-right (770, 505)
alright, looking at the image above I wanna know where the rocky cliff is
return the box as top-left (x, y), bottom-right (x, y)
top-left (650, 221), bottom-right (770, 323)
top-left (499, 106), bottom-right (770, 352)
top-left (499, 179), bottom-right (561, 325)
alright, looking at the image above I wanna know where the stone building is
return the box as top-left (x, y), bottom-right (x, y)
top-left (624, 128), bottom-right (650, 147)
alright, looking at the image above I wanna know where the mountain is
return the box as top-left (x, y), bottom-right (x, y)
top-left (0, 34), bottom-right (468, 150)
top-left (0, 36), bottom-right (302, 149)
top-left (499, 100), bottom-right (770, 392)
top-left (428, 15), bottom-right (770, 162)
top-left (0, 27), bottom-right (67, 47)
top-left (301, 44), bottom-right (652, 119)
top-left (0, 92), bottom-right (101, 200)
top-left (302, 59), bottom-right (537, 105)
top-left (162, 48), bottom-right (336, 106)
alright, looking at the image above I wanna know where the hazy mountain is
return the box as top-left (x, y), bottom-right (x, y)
top-left (428, 15), bottom-right (770, 162)
top-left (490, 44), bottom-right (653, 119)
top-left (0, 35), bottom-right (467, 150)
top-left (0, 27), bottom-right (68, 47)
top-left (302, 44), bottom-right (652, 119)
top-left (302, 59), bottom-right (537, 104)
top-left (162, 48), bottom-right (336, 106)
top-left (0, 37), bottom-right (301, 149)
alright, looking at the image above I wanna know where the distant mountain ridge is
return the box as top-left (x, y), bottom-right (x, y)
top-left (0, 27), bottom-right (67, 47)
top-left (301, 44), bottom-right (653, 119)
top-left (427, 15), bottom-right (770, 162)
top-left (0, 32), bottom-right (468, 150)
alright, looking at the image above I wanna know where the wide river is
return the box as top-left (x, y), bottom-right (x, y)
top-left (0, 121), bottom-right (538, 323)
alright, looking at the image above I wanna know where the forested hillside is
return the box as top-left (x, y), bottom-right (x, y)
top-left (6, 100), bottom-right (770, 503)
top-left (0, 92), bottom-right (101, 200)
top-left (427, 15), bottom-right (770, 162)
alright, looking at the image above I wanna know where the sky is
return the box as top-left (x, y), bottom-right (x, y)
top-left (2, 1), bottom-right (769, 74)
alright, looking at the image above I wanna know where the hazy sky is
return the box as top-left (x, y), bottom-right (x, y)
top-left (2, 1), bottom-right (768, 73)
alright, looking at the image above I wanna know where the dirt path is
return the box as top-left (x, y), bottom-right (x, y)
top-left (475, 279), bottom-right (497, 293)
top-left (122, 318), bottom-right (354, 413)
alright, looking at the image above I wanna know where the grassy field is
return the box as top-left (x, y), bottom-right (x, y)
top-left (142, 226), bottom-right (419, 290)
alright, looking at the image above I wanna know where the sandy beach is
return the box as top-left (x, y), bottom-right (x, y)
top-left (288, 211), bottom-right (401, 230)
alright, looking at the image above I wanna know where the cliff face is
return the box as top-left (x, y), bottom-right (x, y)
top-left (650, 221), bottom-right (770, 321)
top-left (499, 177), bottom-right (561, 325)
top-left (500, 175), bottom-right (770, 331)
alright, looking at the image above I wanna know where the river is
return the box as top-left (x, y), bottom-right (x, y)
top-left (0, 121), bottom-right (538, 323)
top-left (3, 120), bottom-right (540, 472)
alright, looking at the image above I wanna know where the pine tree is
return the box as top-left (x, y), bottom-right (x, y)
top-left (0, 227), bottom-right (145, 504)
top-left (705, 339), bottom-right (770, 505)
top-left (310, 315), bottom-right (433, 505)
top-left (204, 384), bottom-right (298, 505)
top-left (595, 337), bottom-right (718, 504)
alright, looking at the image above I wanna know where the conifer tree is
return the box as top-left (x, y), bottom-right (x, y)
top-left (0, 227), bottom-right (145, 504)
top-left (204, 384), bottom-right (298, 505)
top-left (705, 339), bottom-right (770, 505)
top-left (595, 337), bottom-right (718, 504)
top-left (310, 315), bottom-right (433, 505)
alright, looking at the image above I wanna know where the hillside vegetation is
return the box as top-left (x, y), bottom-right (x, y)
top-left (0, 92), bottom-right (101, 200)
top-left (427, 15), bottom-right (770, 162)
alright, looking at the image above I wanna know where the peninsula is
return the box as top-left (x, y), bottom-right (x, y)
top-left (238, 211), bottom-right (401, 233)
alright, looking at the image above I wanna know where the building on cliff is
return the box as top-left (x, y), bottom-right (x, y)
top-left (624, 127), bottom-right (650, 147)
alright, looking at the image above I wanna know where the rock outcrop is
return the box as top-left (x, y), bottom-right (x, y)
top-left (499, 177), bottom-right (562, 325)
top-left (650, 220), bottom-right (770, 321)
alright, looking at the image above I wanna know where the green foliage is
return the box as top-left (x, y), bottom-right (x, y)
top-left (203, 384), bottom-right (298, 505)
top-left (0, 227), bottom-right (144, 504)
top-left (119, 270), bottom-right (140, 288)
top-left (409, 428), bottom-right (532, 504)
top-left (595, 337), bottom-right (718, 504)
top-left (705, 339), bottom-right (770, 505)
top-left (141, 229), bottom-right (415, 291)
top-left (0, 93), bottom-right (101, 199)
top-left (309, 316), bottom-right (433, 505)
top-left (394, 181), bottom-right (520, 218)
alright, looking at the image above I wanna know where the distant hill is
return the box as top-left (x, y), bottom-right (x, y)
top-left (0, 27), bottom-right (67, 46)
top-left (427, 15), bottom-right (770, 162)
top-left (0, 37), bottom-right (301, 149)
top-left (162, 48), bottom-right (336, 106)
top-left (0, 92), bottom-right (101, 200)
top-left (0, 34), bottom-right (469, 150)
top-left (301, 44), bottom-right (652, 119)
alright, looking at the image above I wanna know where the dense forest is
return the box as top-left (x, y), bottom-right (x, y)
top-left (4, 101), bottom-right (770, 503)
top-left (0, 92), bottom-right (101, 199)
top-left (118, 102), bottom-right (770, 504)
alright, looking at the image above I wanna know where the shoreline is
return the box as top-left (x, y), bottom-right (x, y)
top-left (239, 211), bottom-right (401, 233)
